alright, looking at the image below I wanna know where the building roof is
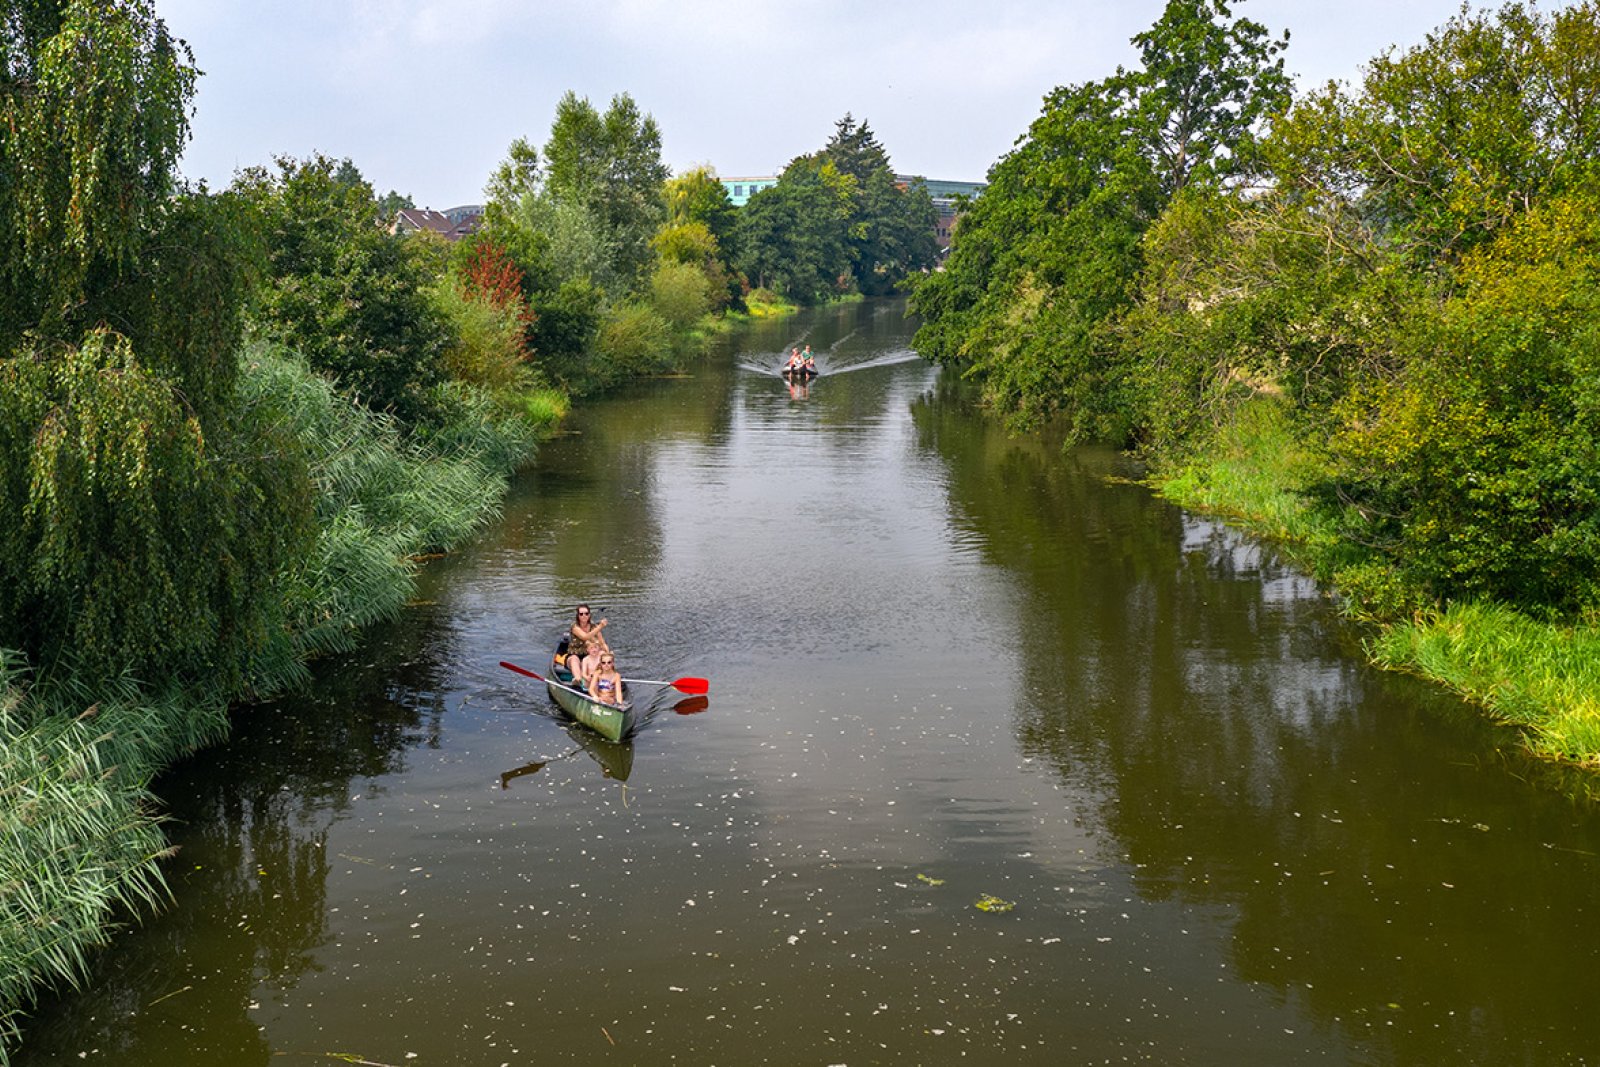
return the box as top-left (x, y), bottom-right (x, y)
top-left (392, 206), bottom-right (481, 241)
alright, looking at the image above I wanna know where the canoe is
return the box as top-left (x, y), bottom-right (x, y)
top-left (547, 649), bottom-right (636, 742)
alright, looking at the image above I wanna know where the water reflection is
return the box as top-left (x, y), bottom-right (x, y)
top-left (500, 731), bottom-right (634, 787)
top-left (913, 374), bottom-right (1600, 1064)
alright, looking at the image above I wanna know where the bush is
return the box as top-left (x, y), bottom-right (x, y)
top-left (650, 259), bottom-right (713, 331)
top-left (1320, 189), bottom-right (1600, 619)
top-left (594, 304), bottom-right (672, 380)
top-left (428, 279), bottom-right (531, 391)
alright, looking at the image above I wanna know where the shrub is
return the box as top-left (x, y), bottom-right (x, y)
top-left (428, 279), bottom-right (530, 391)
top-left (594, 304), bottom-right (672, 380)
top-left (650, 259), bottom-right (713, 331)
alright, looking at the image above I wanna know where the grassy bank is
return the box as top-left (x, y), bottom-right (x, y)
top-left (1154, 397), bottom-right (1600, 769)
top-left (0, 345), bottom-right (565, 1061)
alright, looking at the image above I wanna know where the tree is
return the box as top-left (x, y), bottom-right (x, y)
top-left (911, 0), bottom-right (1293, 436)
top-left (376, 189), bottom-right (415, 221)
top-left (543, 91), bottom-right (669, 290)
top-left (734, 159), bottom-right (854, 303)
top-left (236, 154), bottom-right (451, 424)
top-left (0, 1), bottom-right (312, 688)
top-left (483, 136), bottom-right (541, 226)
top-left (1, 0), bottom-right (196, 348)
top-left (1128, 0), bottom-right (1290, 194)
top-left (1268, 0), bottom-right (1600, 263)
top-left (820, 114), bottom-right (939, 294)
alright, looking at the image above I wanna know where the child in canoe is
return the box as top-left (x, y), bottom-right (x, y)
top-left (586, 652), bottom-right (625, 706)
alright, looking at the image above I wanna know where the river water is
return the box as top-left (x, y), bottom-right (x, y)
top-left (17, 300), bottom-right (1600, 1065)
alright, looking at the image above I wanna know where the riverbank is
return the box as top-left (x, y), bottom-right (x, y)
top-left (0, 344), bottom-right (566, 1064)
top-left (1155, 397), bottom-right (1600, 770)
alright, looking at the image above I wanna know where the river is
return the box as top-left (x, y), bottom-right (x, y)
top-left (16, 299), bottom-right (1600, 1065)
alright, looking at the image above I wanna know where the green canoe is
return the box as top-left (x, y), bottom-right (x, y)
top-left (547, 656), bottom-right (636, 742)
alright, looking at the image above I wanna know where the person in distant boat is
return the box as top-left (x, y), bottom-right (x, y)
top-left (563, 604), bottom-right (610, 680)
top-left (587, 652), bottom-right (624, 706)
top-left (802, 345), bottom-right (815, 372)
top-left (784, 347), bottom-right (802, 372)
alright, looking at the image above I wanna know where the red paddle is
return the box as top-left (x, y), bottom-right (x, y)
top-left (499, 660), bottom-right (549, 682)
top-left (499, 659), bottom-right (597, 704)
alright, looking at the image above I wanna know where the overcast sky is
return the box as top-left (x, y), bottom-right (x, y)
top-left (156, 1), bottom-right (1564, 210)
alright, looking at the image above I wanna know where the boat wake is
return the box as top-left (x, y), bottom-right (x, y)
top-left (816, 349), bottom-right (924, 376)
top-left (739, 348), bottom-right (923, 378)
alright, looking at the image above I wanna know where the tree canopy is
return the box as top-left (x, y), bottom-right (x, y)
top-left (735, 115), bottom-right (938, 303)
top-left (0, 0), bottom-right (311, 689)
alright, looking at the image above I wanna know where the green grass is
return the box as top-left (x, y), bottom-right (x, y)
top-left (732, 288), bottom-right (799, 319)
top-left (1155, 398), bottom-right (1345, 563)
top-left (518, 387), bottom-right (568, 429)
top-left (1372, 603), bottom-right (1600, 765)
top-left (1155, 396), bottom-right (1600, 769)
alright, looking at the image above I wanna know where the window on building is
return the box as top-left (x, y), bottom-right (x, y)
top-left (734, 185), bottom-right (744, 198)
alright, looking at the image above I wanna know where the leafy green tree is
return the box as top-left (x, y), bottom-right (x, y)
top-left (543, 91), bottom-right (669, 290)
top-left (734, 158), bottom-right (855, 304)
top-left (1268, 0), bottom-right (1600, 263)
top-left (1, 0), bottom-right (195, 348)
top-left (1128, 0), bottom-right (1290, 194)
top-left (818, 115), bottom-right (939, 294)
top-left (912, 0), bottom-right (1292, 435)
top-left (664, 166), bottom-right (738, 256)
top-left (483, 136), bottom-right (541, 230)
top-left (376, 189), bottom-right (415, 221)
top-left (0, 0), bottom-right (312, 688)
top-left (236, 154), bottom-right (451, 424)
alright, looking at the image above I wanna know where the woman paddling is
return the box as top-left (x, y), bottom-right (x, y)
top-left (562, 604), bottom-right (610, 681)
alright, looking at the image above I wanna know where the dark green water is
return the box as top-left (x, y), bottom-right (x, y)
top-left (17, 300), bottom-right (1600, 1065)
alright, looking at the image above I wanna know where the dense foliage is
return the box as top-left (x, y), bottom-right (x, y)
top-left (236, 155), bottom-right (452, 424)
top-left (916, 0), bottom-right (1600, 709)
top-left (0, 6), bottom-right (560, 1056)
top-left (477, 92), bottom-right (711, 391)
top-left (0, 0), bottom-right (311, 692)
top-left (913, 0), bottom-right (1288, 436)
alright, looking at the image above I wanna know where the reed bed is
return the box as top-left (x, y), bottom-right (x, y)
top-left (0, 655), bottom-right (228, 1059)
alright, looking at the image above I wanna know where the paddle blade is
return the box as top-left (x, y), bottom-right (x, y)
top-left (670, 677), bottom-right (709, 695)
top-left (500, 660), bottom-right (545, 682)
top-left (673, 695), bottom-right (710, 715)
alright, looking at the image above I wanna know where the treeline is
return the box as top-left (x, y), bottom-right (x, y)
top-left (913, 0), bottom-right (1600, 763)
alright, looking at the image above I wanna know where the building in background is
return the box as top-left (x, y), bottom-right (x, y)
top-left (391, 204), bottom-right (482, 241)
top-left (720, 176), bottom-right (780, 207)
